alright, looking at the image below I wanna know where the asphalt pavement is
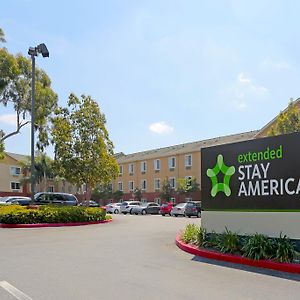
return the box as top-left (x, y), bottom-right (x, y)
top-left (0, 214), bottom-right (299, 300)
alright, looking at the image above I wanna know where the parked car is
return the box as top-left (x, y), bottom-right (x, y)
top-left (132, 202), bottom-right (161, 215)
top-left (106, 203), bottom-right (122, 214)
top-left (171, 202), bottom-right (187, 217)
top-left (0, 196), bottom-right (31, 206)
top-left (120, 201), bottom-right (141, 214)
top-left (79, 200), bottom-right (99, 207)
top-left (34, 192), bottom-right (78, 206)
top-left (160, 202), bottom-right (175, 216)
top-left (185, 201), bottom-right (201, 218)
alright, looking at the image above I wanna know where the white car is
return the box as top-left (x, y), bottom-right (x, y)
top-left (120, 201), bottom-right (141, 214)
top-left (171, 202), bottom-right (187, 217)
top-left (106, 202), bottom-right (122, 214)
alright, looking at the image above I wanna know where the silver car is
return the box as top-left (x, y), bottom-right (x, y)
top-left (120, 201), bottom-right (141, 214)
top-left (106, 202), bottom-right (122, 214)
top-left (171, 202), bottom-right (187, 217)
top-left (131, 202), bottom-right (161, 215)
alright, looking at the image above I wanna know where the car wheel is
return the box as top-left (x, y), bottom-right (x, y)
top-left (174, 214), bottom-right (178, 217)
top-left (142, 210), bottom-right (146, 215)
top-left (114, 209), bottom-right (119, 214)
top-left (197, 212), bottom-right (201, 218)
top-left (135, 212), bottom-right (138, 215)
top-left (123, 212), bottom-right (127, 215)
top-left (161, 214), bottom-right (165, 216)
top-left (188, 215), bottom-right (191, 218)
top-left (130, 209), bottom-right (133, 214)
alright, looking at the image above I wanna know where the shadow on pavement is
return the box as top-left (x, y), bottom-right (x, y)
top-left (191, 256), bottom-right (300, 282)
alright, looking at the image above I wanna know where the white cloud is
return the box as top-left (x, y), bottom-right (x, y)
top-left (260, 58), bottom-right (291, 71)
top-left (0, 114), bottom-right (17, 126)
top-left (149, 121), bottom-right (174, 134)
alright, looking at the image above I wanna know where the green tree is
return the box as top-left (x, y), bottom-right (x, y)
top-left (133, 187), bottom-right (142, 201)
top-left (268, 99), bottom-right (300, 136)
top-left (0, 47), bottom-right (58, 155)
top-left (51, 93), bottom-right (119, 200)
top-left (160, 177), bottom-right (173, 202)
top-left (176, 177), bottom-right (200, 199)
top-left (0, 28), bottom-right (5, 43)
top-left (92, 183), bottom-right (113, 201)
top-left (112, 190), bottom-right (124, 202)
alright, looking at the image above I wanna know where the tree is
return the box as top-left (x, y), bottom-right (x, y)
top-left (268, 99), bottom-right (300, 136)
top-left (0, 35), bottom-right (58, 157)
top-left (133, 187), bottom-right (142, 201)
top-left (51, 93), bottom-right (119, 200)
top-left (92, 183), bottom-right (113, 201)
top-left (176, 177), bottom-right (200, 199)
top-left (160, 177), bottom-right (174, 203)
top-left (0, 28), bottom-right (5, 43)
top-left (112, 190), bottom-right (124, 202)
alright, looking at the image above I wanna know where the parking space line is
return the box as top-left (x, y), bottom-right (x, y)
top-left (0, 281), bottom-right (33, 300)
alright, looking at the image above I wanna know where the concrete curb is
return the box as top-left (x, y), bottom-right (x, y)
top-left (0, 219), bottom-right (112, 228)
top-left (176, 234), bottom-right (300, 274)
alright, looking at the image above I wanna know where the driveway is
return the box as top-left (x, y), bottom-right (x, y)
top-left (0, 214), bottom-right (299, 300)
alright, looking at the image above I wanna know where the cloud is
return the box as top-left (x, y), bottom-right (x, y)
top-left (260, 58), bottom-right (291, 71)
top-left (0, 114), bottom-right (17, 126)
top-left (149, 122), bottom-right (174, 134)
top-left (226, 72), bottom-right (269, 111)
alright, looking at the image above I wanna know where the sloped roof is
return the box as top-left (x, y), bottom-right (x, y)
top-left (117, 130), bottom-right (259, 163)
top-left (5, 152), bottom-right (30, 162)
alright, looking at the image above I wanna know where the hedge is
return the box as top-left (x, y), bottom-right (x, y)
top-left (0, 205), bottom-right (108, 224)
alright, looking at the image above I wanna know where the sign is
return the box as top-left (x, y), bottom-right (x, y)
top-left (201, 132), bottom-right (300, 210)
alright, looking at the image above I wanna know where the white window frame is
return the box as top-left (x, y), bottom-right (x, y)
top-left (141, 161), bottom-right (147, 173)
top-left (118, 181), bottom-right (123, 191)
top-left (168, 157), bottom-right (176, 169)
top-left (119, 165), bottom-right (123, 175)
top-left (185, 154), bottom-right (192, 167)
top-left (128, 181), bottom-right (134, 191)
top-left (128, 163), bottom-right (134, 175)
top-left (154, 178), bottom-right (161, 190)
top-left (141, 179), bottom-right (147, 191)
top-left (169, 177), bottom-right (176, 189)
top-left (10, 166), bottom-right (21, 176)
top-left (154, 159), bottom-right (161, 171)
top-left (10, 181), bottom-right (20, 191)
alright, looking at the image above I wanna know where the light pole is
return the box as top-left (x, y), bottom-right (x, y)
top-left (28, 43), bottom-right (49, 202)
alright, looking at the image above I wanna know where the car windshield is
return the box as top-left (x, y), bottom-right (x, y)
top-left (121, 202), bottom-right (128, 206)
top-left (176, 203), bottom-right (186, 208)
top-left (186, 202), bottom-right (196, 207)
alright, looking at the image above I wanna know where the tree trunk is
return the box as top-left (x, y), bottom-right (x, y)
top-left (85, 183), bottom-right (92, 200)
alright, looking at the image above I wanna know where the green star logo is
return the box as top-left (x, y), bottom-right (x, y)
top-left (206, 154), bottom-right (235, 197)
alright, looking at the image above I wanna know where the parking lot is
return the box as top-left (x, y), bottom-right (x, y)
top-left (0, 214), bottom-right (299, 300)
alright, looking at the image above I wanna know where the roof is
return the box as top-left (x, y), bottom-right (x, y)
top-left (117, 130), bottom-right (259, 164)
top-left (5, 152), bottom-right (30, 162)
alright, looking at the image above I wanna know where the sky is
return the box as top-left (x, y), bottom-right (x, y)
top-left (1, 0), bottom-right (300, 157)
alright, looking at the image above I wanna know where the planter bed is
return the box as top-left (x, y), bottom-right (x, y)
top-left (176, 234), bottom-right (300, 275)
top-left (0, 219), bottom-right (112, 228)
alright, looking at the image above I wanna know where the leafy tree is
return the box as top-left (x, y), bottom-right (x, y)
top-left (0, 46), bottom-right (58, 155)
top-left (160, 177), bottom-right (174, 203)
top-left (92, 183), bottom-right (113, 200)
top-left (112, 190), bottom-right (124, 202)
top-left (51, 93), bottom-right (119, 200)
top-left (176, 177), bottom-right (200, 199)
top-left (0, 28), bottom-right (5, 43)
top-left (133, 187), bottom-right (142, 201)
top-left (268, 99), bottom-right (300, 136)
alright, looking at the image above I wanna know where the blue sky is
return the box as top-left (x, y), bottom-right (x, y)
top-left (1, 0), bottom-right (300, 156)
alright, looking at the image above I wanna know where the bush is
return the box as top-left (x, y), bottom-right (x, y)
top-left (242, 233), bottom-right (274, 260)
top-left (203, 230), bottom-right (219, 249)
top-left (0, 205), bottom-right (107, 224)
top-left (181, 224), bottom-right (199, 244)
top-left (217, 227), bottom-right (240, 254)
top-left (195, 227), bottom-right (207, 247)
top-left (273, 233), bottom-right (299, 263)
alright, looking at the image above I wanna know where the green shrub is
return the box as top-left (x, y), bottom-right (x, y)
top-left (242, 233), bottom-right (274, 260)
top-left (203, 230), bottom-right (220, 249)
top-left (0, 205), bottom-right (106, 224)
top-left (273, 233), bottom-right (299, 263)
top-left (181, 224), bottom-right (199, 244)
top-left (217, 227), bottom-right (240, 254)
top-left (195, 227), bottom-right (207, 247)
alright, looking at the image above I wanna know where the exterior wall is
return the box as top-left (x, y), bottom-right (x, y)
top-left (113, 150), bottom-right (202, 203)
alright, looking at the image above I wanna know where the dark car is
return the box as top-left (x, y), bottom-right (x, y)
top-left (131, 202), bottom-right (161, 215)
top-left (34, 192), bottom-right (78, 206)
top-left (79, 200), bottom-right (99, 207)
top-left (0, 196), bottom-right (31, 206)
top-left (185, 201), bottom-right (201, 218)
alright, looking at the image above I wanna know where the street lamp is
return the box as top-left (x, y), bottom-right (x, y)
top-left (28, 43), bottom-right (49, 202)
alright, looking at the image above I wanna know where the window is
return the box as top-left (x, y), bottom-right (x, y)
top-left (141, 179), bottom-right (147, 191)
top-left (108, 183), bottom-right (113, 191)
top-left (128, 163), bottom-right (134, 175)
top-left (185, 154), bottom-right (192, 167)
top-left (170, 197), bottom-right (176, 204)
top-left (154, 159), bottom-right (161, 171)
top-left (47, 186), bottom-right (54, 192)
top-left (10, 166), bottom-right (21, 176)
top-left (128, 181), bottom-right (134, 191)
top-left (168, 157), bottom-right (176, 169)
top-left (141, 161), bottom-right (147, 173)
top-left (119, 165), bottom-right (123, 175)
top-left (154, 178), bottom-right (161, 190)
top-left (118, 182), bottom-right (123, 191)
top-left (169, 177), bottom-right (176, 189)
top-left (10, 182), bottom-right (20, 190)
top-left (154, 198), bottom-right (161, 205)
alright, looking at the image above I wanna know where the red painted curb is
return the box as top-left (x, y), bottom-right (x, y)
top-left (0, 219), bottom-right (112, 228)
top-left (176, 234), bottom-right (300, 275)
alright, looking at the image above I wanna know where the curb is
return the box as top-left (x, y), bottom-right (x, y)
top-left (175, 234), bottom-right (300, 275)
top-left (0, 219), bottom-right (112, 228)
